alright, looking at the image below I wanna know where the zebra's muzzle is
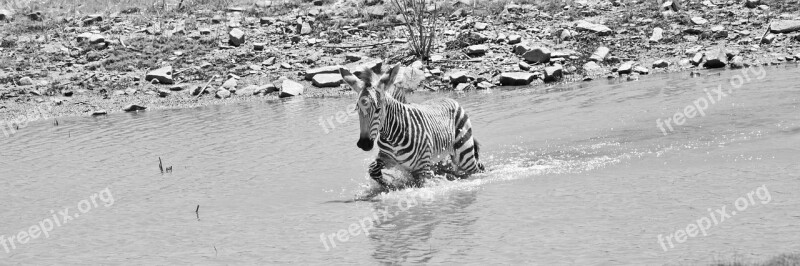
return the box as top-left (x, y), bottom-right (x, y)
top-left (357, 138), bottom-right (374, 151)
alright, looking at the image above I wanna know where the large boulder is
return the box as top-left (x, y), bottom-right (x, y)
top-left (228, 28), bottom-right (245, 46)
top-left (279, 79), bottom-right (304, 98)
top-left (498, 72), bottom-right (535, 86)
top-left (575, 20), bottom-right (612, 35)
top-left (770, 20), bottom-right (800, 33)
top-left (305, 66), bottom-right (339, 80)
top-left (145, 66), bottom-right (174, 84)
top-left (312, 74), bottom-right (343, 87)
top-left (522, 47), bottom-right (551, 63)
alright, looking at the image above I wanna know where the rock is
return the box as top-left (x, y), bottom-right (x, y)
top-left (652, 60), bottom-right (670, 68)
top-left (582, 61), bottom-right (603, 75)
top-left (575, 20), bottom-right (612, 35)
top-left (649, 27), bottom-right (663, 43)
top-left (253, 43), bottom-right (265, 50)
top-left (543, 65), bottom-right (563, 82)
top-left (123, 104), bottom-right (146, 112)
top-left (691, 17), bottom-right (708, 25)
top-left (313, 0), bottom-right (323, 5)
top-left (305, 66), bottom-right (339, 80)
top-left (617, 61), bottom-right (635, 74)
top-left (662, 1), bottom-right (679, 11)
top-left (691, 52), bottom-right (704, 66)
top-left (455, 83), bottom-right (473, 91)
top-left (730, 56), bottom-right (745, 69)
top-left (88, 34), bottom-right (105, 44)
top-left (448, 71), bottom-right (472, 84)
top-left (633, 66), bottom-right (649, 75)
top-left (703, 47), bottom-right (727, 69)
top-left (522, 46), bottom-right (551, 63)
top-left (761, 33), bottom-right (776, 44)
top-left (367, 6), bottom-right (386, 18)
top-left (300, 22), bottom-right (312, 35)
top-left (237, 85), bottom-right (259, 95)
top-left (507, 35), bottom-right (522, 45)
top-left (19, 76), bottom-right (33, 86)
top-left (476, 81), bottom-right (494, 90)
top-left (228, 28), bottom-right (245, 46)
top-left (279, 79), bottom-right (304, 98)
top-left (216, 88), bottom-right (232, 99)
top-left (518, 61), bottom-right (531, 71)
top-left (262, 84), bottom-right (278, 94)
top-left (474, 22), bottom-right (487, 31)
top-left (199, 28), bottom-right (212, 35)
top-left (770, 20), bottom-right (800, 33)
top-left (345, 53), bottom-right (364, 62)
top-left (92, 110), bottom-right (107, 116)
top-left (589, 46), bottom-right (610, 62)
top-left (211, 15), bottom-right (222, 23)
top-left (28, 11), bottom-right (42, 21)
top-left (0, 9), bottom-right (13, 20)
top-left (498, 72), bottom-right (535, 86)
top-left (312, 74), bottom-right (343, 87)
top-left (466, 44), bottom-right (488, 55)
top-left (221, 78), bottom-right (237, 90)
top-left (157, 88), bottom-right (171, 97)
top-left (744, 0), bottom-right (760, 8)
top-left (145, 66), bottom-right (174, 84)
top-left (260, 17), bottom-right (274, 25)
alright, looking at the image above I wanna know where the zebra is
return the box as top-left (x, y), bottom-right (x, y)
top-left (340, 62), bottom-right (485, 189)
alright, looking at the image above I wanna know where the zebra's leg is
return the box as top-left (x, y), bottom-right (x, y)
top-left (368, 159), bottom-right (394, 189)
top-left (411, 164), bottom-right (434, 188)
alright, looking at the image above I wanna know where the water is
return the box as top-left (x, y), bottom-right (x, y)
top-left (1, 65), bottom-right (799, 265)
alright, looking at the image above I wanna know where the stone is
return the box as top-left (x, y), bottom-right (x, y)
top-left (123, 104), bottom-right (147, 112)
top-left (518, 61), bottom-right (531, 71)
top-left (649, 27), bottom-right (663, 43)
top-left (279, 79), bottom-right (304, 98)
top-left (730, 56), bottom-right (745, 69)
top-left (313, 0), bottom-right (323, 5)
top-left (761, 33), bottom-right (776, 44)
top-left (691, 17), bottom-right (708, 25)
top-left (199, 28), bottom-right (211, 35)
top-left (617, 61), bottom-right (635, 74)
top-left (633, 66), bottom-right (649, 75)
top-left (652, 60), bottom-right (670, 68)
top-left (300, 22), bottom-right (312, 35)
top-left (582, 61), bottom-right (603, 75)
top-left (145, 65), bottom-right (174, 84)
top-left (474, 22), bottom-right (488, 31)
top-left (691, 52), bottom-right (704, 65)
top-left (543, 65), bottom-right (563, 82)
top-left (575, 20), bottom-right (612, 35)
top-left (19, 76), bottom-right (33, 86)
top-left (770, 20), bottom-right (800, 33)
top-left (662, 1), bottom-right (679, 11)
top-left (92, 110), bottom-right (108, 116)
top-left (522, 47), bottom-right (551, 63)
top-left (744, 0), bottom-right (760, 8)
top-left (228, 28), bottom-right (245, 46)
top-left (476, 81), bottom-right (494, 90)
top-left (261, 84), bottom-right (278, 94)
top-left (88, 34), bottom-right (105, 44)
top-left (498, 72), bottom-right (535, 86)
top-left (237, 85), bottom-right (259, 95)
top-left (345, 53), bottom-right (364, 62)
top-left (216, 88), bottom-right (232, 98)
top-left (466, 44), bottom-right (488, 55)
top-left (260, 17), bottom-right (274, 25)
top-left (590, 47), bottom-right (610, 62)
top-left (507, 35), bottom-right (522, 45)
top-left (253, 43), bottom-right (265, 50)
top-left (455, 83), bottom-right (473, 91)
top-left (312, 74), bottom-right (343, 87)
top-left (305, 66), bottom-right (340, 80)
top-left (0, 9), bottom-right (13, 20)
top-left (157, 88), bottom-right (171, 97)
top-left (703, 47), bottom-right (727, 69)
top-left (211, 15), bottom-right (222, 24)
top-left (221, 78), bottom-right (237, 90)
top-left (448, 71), bottom-right (472, 84)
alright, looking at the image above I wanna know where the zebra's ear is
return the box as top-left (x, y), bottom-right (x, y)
top-left (339, 67), bottom-right (364, 91)
top-left (378, 64), bottom-right (403, 91)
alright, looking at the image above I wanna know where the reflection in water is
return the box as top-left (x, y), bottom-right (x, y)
top-left (369, 189), bottom-right (479, 264)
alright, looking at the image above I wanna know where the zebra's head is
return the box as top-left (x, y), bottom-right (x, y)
top-left (339, 62), bottom-right (403, 151)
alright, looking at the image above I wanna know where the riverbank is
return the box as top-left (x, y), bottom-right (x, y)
top-left (1, 0), bottom-right (798, 123)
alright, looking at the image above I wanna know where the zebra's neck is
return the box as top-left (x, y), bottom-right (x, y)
top-left (378, 96), bottom-right (409, 144)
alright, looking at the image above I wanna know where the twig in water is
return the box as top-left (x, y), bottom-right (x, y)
top-left (213, 245), bottom-right (217, 257)
top-left (195, 205), bottom-right (200, 220)
top-left (159, 157), bottom-right (164, 173)
top-left (53, 119), bottom-right (59, 126)
top-left (196, 75), bottom-right (216, 97)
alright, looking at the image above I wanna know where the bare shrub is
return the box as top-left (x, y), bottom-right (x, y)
top-left (390, 0), bottom-right (438, 61)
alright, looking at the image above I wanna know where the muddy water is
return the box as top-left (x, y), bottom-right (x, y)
top-left (1, 65), bottom-right (799, 264)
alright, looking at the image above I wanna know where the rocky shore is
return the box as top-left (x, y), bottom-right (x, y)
top-left (1, 0), bottom-right (799, 123)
